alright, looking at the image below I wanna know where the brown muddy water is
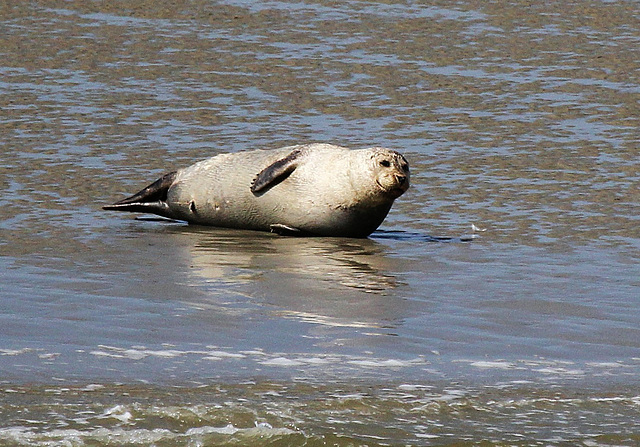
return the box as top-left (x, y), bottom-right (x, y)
top-left (1, 0), bottom-right (639, 445)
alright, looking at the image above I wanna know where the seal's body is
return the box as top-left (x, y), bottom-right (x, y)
top-left (104, 143), bottom-right (409, 237)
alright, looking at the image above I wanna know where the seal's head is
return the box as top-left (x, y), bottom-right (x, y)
top-left (369, 148), bottom-right (410, 199)
top-left (347, 147), bottom-right (410, 206)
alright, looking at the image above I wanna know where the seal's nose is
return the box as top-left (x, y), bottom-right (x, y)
top-left (396, 175), bottom-right (407, 185)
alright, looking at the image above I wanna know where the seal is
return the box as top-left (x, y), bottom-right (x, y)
top-left (103, 143), bottom-right (409, 237)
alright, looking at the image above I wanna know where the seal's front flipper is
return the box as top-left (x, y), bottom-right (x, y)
top-left (270, 223), bottom-right (305, 236)
top-left (251, 149), bottom-right (303, 194)
top-left (103, 171), bottom-right (177, 219)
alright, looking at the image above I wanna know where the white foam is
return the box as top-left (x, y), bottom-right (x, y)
top-left (80, 384), bottom-right (105, 392)
top-left (416, 433), bottom-right (440, 439)
top-left (90, 345), bottom-right (247, 362)
top-left (0, 426), bottom-right (184, 446)
top-left (0, 348), bottom-right (35, 356)
top-left (239, 349), bottom-right (268, 356)
top-left (535, 367), bottom-right (585, 376)
top-left (90, 346), bottom-right (149, 360)
top-left (186, 424), bottom-right (238, 436)
top-left (186, 422), bottom-right (294, 437)
top-left (398, 384), bottom-right (432, 391)
top-left (101, 405), bottom-right (133, 423)
top-left (85, 345), bottom-right (434, 371)
top-left (470, 361), bottom-right (516, 370)
top-left (348, 357), bottom-right (424, 368)
top-left (260, 357), bottom-right (306, 367)
top-left (204, 350), bottom-right (246, 359)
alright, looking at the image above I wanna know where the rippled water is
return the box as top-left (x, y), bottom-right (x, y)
top-left (1, 0), bottom-right (639, 445)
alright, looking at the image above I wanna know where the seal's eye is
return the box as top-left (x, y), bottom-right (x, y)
top-left (401, 163), bottom-right (409, 172)
top-left (380, 160), bottom-right (391, 168)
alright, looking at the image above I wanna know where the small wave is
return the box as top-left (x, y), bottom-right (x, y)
top-left (0, 424), bottom-right (297, 447)
top-left (372, 229), bottom-right (479, 242)
top-left (2, 381), bottom-right (639, 446)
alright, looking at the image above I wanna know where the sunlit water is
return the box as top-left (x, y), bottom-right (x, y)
top-left (1, 1), bottom-right (639, 445)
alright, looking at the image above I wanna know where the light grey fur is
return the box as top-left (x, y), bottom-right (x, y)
top-left (105, 143), bottom-right (410, 237)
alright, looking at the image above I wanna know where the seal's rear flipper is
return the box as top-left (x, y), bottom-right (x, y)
top-left (103, 171), bottom-right (177, 219)
top-left (251, 149), bottom-right (303, 194)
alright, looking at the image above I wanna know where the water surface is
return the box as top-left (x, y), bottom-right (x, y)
top-left (1, 0), bottom-right (639, 445)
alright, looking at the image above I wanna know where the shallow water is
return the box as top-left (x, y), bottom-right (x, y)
top-left (1, 0), bottom-right (639, 445)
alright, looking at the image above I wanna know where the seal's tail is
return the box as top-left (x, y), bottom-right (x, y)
top-left (103, 171), bottom-right (177, 218)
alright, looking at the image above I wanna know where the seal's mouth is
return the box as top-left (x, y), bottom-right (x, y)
top-left (376, 177), bottom-right (409, 197)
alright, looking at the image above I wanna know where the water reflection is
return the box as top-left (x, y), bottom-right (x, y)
top-left (165, 225), bottom-right (410, 328)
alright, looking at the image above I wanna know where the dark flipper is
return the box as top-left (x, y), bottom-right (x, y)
top-left (250, 149), bottom-right (303, 194)
top-left (103, 171), bottom-right (177, 218)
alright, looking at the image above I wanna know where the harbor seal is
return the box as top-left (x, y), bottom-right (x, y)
top-left (103, 143), bottom-right (410, 237)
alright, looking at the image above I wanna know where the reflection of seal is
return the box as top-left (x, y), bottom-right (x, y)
top-left (104, 143), bottom-right (409, 237)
